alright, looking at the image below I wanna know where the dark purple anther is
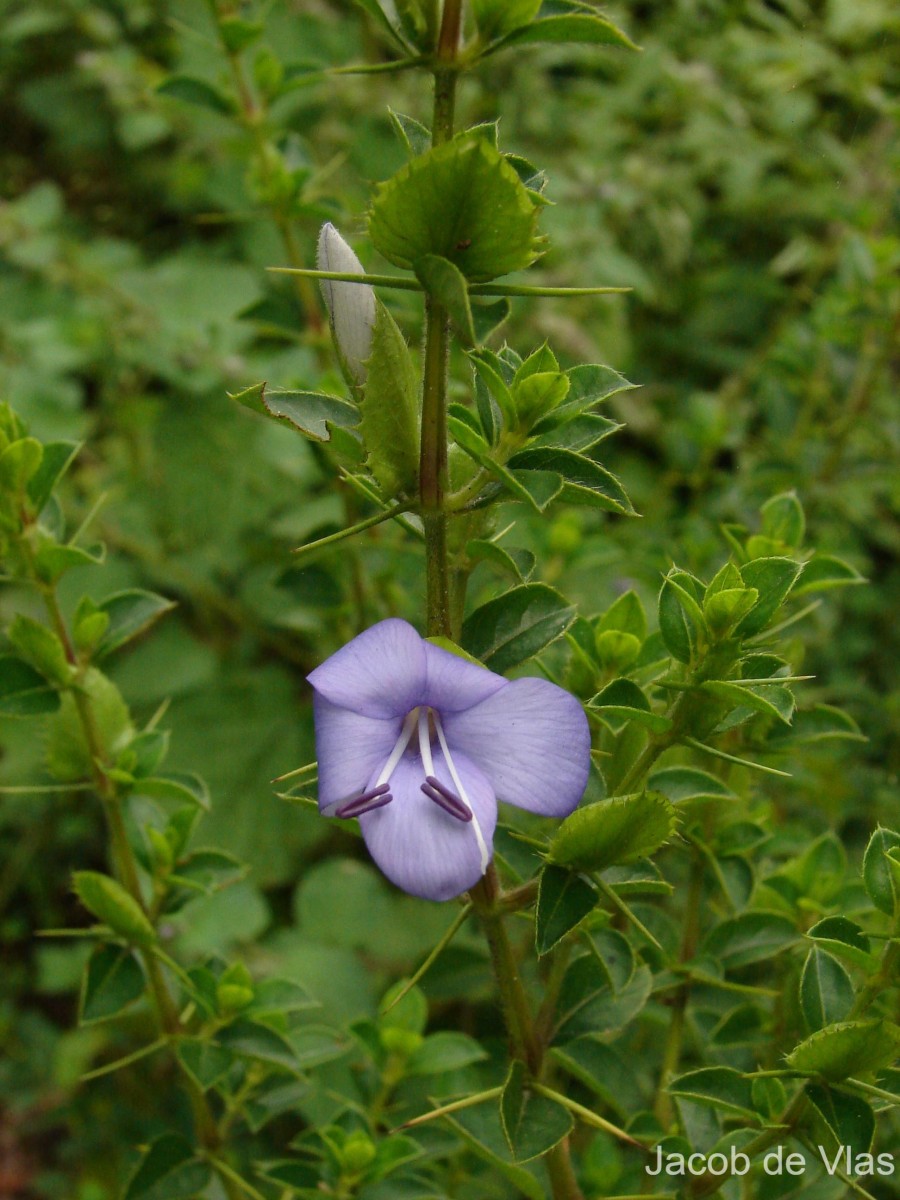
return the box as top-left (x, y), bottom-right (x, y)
top-left (421, 776), bottom-right (473, 822)
top-left (336, 783), bottom-right (393, 819)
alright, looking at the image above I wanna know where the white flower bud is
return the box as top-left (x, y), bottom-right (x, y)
top-left (316, 222), bottom-right (376, 387)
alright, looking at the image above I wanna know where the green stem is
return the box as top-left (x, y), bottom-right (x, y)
top-left (22, 544), bottom-right (236, 1191)
top-left (653, 846), bottom-right (704, 1126)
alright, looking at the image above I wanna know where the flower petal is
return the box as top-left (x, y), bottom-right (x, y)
top-left (422, 640), bottom-right (508, 713)
top-left (314, 694), bottom-right (401, 815)
top-left (442, 677), bottom-right (590, 817)
top-left (307, 618), bottom-right (426, 719)
top-left (359, 747), bottom-right (496, 901)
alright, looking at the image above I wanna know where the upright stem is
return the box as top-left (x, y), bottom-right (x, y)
top-left (419, 0), bottom-right (462, 638)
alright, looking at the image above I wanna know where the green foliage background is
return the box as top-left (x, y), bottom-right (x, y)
top-left (0, 0), bottom-right (897, 1195)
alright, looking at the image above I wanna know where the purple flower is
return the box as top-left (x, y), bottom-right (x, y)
top-left (307, 619), bottom-right (591, 901)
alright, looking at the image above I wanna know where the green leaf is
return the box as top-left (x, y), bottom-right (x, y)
top-left (657, 570), bottom-right (704, 663)
top-left (176, 1039), bottom-right (234, 1092)
top-left (45, 669), bottom-right (133, 782)
top-left (461, 583), bottom-right (576, 673)
top-left (800, 948), bottom-right (854, 1033)
top-left (26, 440), bottom-right (80, 512)
top-left (595, 590), bottom-right (647, 641)
top-left (648, 766), bottom-right (737, 805)
top-left (472, 0), bottom-right (541, 41)
top-left (805, 1084), bottom-right (874, 1160)
top-left (703, 679), bottom-right (795, 725)
top-left (806, 917), bottom-right (873, 971)
top-left (349, 0), bottom-right (414, 50)
top-left (388, 108), bottom-right (431, 156)
top-left (79, 944), bottom-right (145, 1024)
top-left (360, 300), bottom-right (420, 494)
top-left (772, 704), bottom-right (865, 745)
top-left (157, 75), bottom-right (233, 114)
top-left (761, 491), bottom-right (805, 548)
top-left (414, 254), bottom-right (476, 346)
top-left (587, 679), bottom-right (672, 734)
top-left (218, 15), bottom-right (264, 52)
top-left (546, 363), bottom-right (635, 424)
top-left (467, 538), bottom-right (535, 582)
top-left (555, 957), bottom-right (651, 1041)
top-left (493, 14), bottom-right (638, 53)
top-left (0, 436), bottom-right (42, 494)
top-left (73, 872), bottom-right (155, 946)
top-left (734, 557), bottom-right (803, 637)
top-left (369, 133), bottom-right (542, 282)
top-left (668, 1067), bottom-right (758, 1120)
top-left (229, 381), bottom-right (359, 444)
top-left (507, 447), bottom-right (635, 514)
top-left (124, 1133), bottom-right (211, 1200)
top-left (217, 1019), bottom-right (299, 1071)
top-left (549, 791), bottom-right (676, 873)
top-left (702, 911), bottom-right (797, 968)
top-left (449, 413), bottom-right (561, 513)
top-left (535, 865), bottom-right (597, 955)
top-left (500, 1059), bottom-right (573, 1163)
top-left (136, 773), bottom-right (210, 811)
top-left (862, 826), bottom-right (900, 916)
top-left (169, 849), bottom-right (247, 896)
top-left (792, 554), bottom-right (865, 596)
top-left (8, 614), bottom-right (70, 686)
top-left (32, 539), bottom-right (104, 583)
top-left (96, 590), bottom-right (176, 659)
top-left (550, 1039), bottom-right (641, 1119)
top-left (407, 1032), bottom-right (488, 1075)
top-left (443, 1106), bottom-right (545, 1200)
top-left (786, 1020), bottom-right (900, 1082)
top-left (0, 655), bottom-right (61, 717)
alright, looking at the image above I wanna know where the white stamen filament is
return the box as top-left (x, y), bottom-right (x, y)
top-left (433, 711), bottom-right (490, 875)
top-left (375, 708), bottom-right (418, 788)
top-left (418, 708), bottom-right (435, 777)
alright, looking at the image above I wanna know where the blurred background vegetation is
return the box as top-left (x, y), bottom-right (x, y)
top-left (0, 0), bottom-right (897, 1193)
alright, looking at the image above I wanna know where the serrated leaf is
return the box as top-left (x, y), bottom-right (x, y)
top-left (508, 447), bottom-right (634, 514)
top-left (493, 13), bottom-right (638, 53)
top-left (595, 590), bottom-right (647, 640)
top-left (176, 1039), bottom-right (234, 1091)
top-left (95, 590), bottom-right (176, 659)
top-left (0, 655), bottom-right (61, 717)
top-left (648, 766), bottom-right (737, 804)
top-left (407, 1032), bottom-right (488, 1075)
top-left (230, 381), bottom-right (358, 444)
top-left (786, 1020), bottom-right (900, 1082)
top-left (734, 557), bottom-right (803, 637)
top-left (388, 108), bottom-right (430, 156)
top-left (124, 1133), bottom-right (211, 1200)
top-left (472, 0), bottom-right (541, 41)
top-left (414, 254), bottom-right (476, 346)
top-left (805, 1084), bottom-right (874, 1159)
top-left (46, 669), bottom-right (133, 782)
top-left (8, 614), bottom-right (70, 686)
top-left (761, 492), bottom-right (805, 548)
top-left (73, 872), bottom-right (155, 946)
top-left (461, 583), bottom-right (575, 673)
top-left (157, 74), bottom-right (233, 114)
top-left (587, 679), bottom-right (672, 734)
top-left (792, 554), bottom-right (865, 596)
top-left (800, 948), bottom-right (854, 1033)
top-left (806, 917), bottom-right (874, 971)
top-left (369, 133), bottom-right (542, 281)
top-left (535, 865), bottom-right (597, 955)
top-left (703, 679), bottom-right (795, 725)
top-left (549, 791), bottom-right (676, 873)
top-left (863, 826), bottom-right (900, 915)
top-left (668, 1067), bottom-right (757, 1120)
top-left (26, 440), bottom-right (80, 512)
top-left (658, 571), bottom-right (704, 663)
top-left (702, 911), bottom-right (797, 968)
top-left (79, 944), bottom-right (145, 1024)
top-left (360, 300), bottom-right (420, 495)
top-left (555, 958), bottom-right (651, 1041)
top-left (500, 1059), bottom-right (573, 1163)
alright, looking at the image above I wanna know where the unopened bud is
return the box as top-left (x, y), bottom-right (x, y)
top-left (317, 223), bottom-right (375, 387)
